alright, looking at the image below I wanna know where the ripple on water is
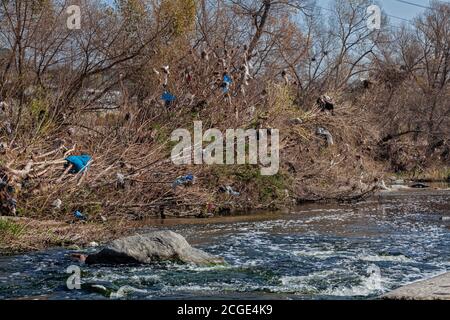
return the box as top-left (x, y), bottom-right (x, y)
top-left (0, 192), bottom-right (449, 300)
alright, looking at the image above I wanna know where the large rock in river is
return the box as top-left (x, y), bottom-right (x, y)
top-left (85, 231), bottom-right (224, 266)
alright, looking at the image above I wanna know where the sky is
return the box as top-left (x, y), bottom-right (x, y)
top-left (102, 0), bottom-right (449, 26)
top-left (317, 0), bottom-right (447, 25)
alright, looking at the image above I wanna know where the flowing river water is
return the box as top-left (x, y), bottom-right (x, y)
top-left (0, 189), bottom-right (449, 300)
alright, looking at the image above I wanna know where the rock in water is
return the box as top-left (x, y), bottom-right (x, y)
top-left (85, 231), bottom-right (224, 266)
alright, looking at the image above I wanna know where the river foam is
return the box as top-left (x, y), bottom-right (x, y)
top-left (0, 191), bottom-right (449, 300)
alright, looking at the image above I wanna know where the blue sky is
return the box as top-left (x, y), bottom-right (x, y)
top-left (370, 0), bottom-right (427, 20)
top-left (103, 0), bottom-right (447, 25)
top-left (318, 0), bottom-right (440, 24)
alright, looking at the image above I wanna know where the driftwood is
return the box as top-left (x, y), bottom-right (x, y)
top-left (2, 145), bottom-right (77, 183)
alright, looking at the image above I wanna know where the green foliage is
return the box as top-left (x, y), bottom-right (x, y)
top-left (30, 0), bottom-right (52, 14)
top-left (116, 0), bottom-right (147, 37)
top-left (0, 219), bottom-right (25, 238)
top-left (28, 94), bottom-right (55, 135)
top-left (160, 0), bottom-right (196, 36)
top-left (234, 165), bottom-right (289, 202)
top-left (258, 173), bottom-right (288, 202)
top-left (152, 123), bottom-right (170, 145)
top-left (116, 0), bottom-right (146, 20)
top-left (29, 97), bottom-right (48, 118)
top-left (267, 82), bottom-right (295, 112)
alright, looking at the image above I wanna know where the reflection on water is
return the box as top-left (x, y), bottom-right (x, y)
top-left (0, 190), bottom-right (449, 300)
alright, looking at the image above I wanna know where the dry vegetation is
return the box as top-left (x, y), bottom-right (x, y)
top-left (0, 0), bottom-right (448, 252)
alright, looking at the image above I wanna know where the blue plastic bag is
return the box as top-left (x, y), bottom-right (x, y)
top-left (223, 74), bottom-right (232, 84)
top-left (162, 91), bottom-right (176, 102)
top-left (65, 155), bottom-right (92, 173)
top-left (172, 174), bottom-right (194, 188)
top-left (222, 74), bottom-right (232, 93)
top-left (73, 210), bottom-right (87, 221)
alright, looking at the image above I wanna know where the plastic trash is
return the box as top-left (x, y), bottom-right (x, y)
top-left (4, 122), bottom-right (12, 135)
top-left (172, 174), bottom-right (194, 188)
top-left (67, 127), bottom-right (76, 136)
top-left (161, 66), bottom-right (170, 87)
top-left (10, 198), bottom-right (17, 215)
top-left (290, 118), bottom-right (303, 125)
top-left (65, 155), bottom-right (92, 173)
top-left (221, 74), bottom-right (232, 93)
top-left (223, 74), bottom-right (232, 84)
top-left (116, 173), bottom-right (125, 188)
top-left (162, 91), bottom-right (176, 106)
top-left (226, 186), bottom-right (240, 196)
top-left (73, 210), bottom-right (87, 221)
top-left (317, 95), bottom-right (334, 113)
top-left (219, 185), bottom-right (240, 196)
top-left (161, 65), bottom-right (170, 74)
top-left (316, 127), bottom-right (334, 146)
top-left (52, 199), bottom-right (62, 209)
top-left (0, 142), bottom-right (7, 153)
top-left (281, 70), bottom-right (289, 85)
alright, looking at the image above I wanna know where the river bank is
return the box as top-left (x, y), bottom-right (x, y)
top-left (1, 186), bottom-right (449, 256)
top-left (383, 272), bottom-right (450, 300)
top-left (1, 189), bottom-right (449, 300)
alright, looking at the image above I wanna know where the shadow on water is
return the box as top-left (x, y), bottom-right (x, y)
top-left (1, 190), bottom-right (449, 300)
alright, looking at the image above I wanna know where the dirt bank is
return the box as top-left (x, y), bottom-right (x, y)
top-left (0, 216), bottom-right (134, 254)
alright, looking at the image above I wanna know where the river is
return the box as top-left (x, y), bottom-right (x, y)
top-left (0, 189), bottom-right (449, 300)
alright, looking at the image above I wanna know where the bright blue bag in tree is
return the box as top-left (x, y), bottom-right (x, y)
top-left (65, 155), bottom-right (92, 173)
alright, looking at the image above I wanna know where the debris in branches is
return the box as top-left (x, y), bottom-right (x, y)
top-left (221, 73), bottom-right (232, 94)
top-left (0, 142), bottom-right (7, 154)
top-left (201, 49), bottom-right (209, 61)
top-left (52, 199), bottom-right (62, 210)
top-left (161, 65), bottom-right (170, 87)
top-left (289, 118), bottom-right (303, 125)
top-left (0, 0), bottom-right (446, 239)
top-left (3, 122), bottom-right (12, 135)
top-left (65, 155), bottom-right (92, 174)
top-left (316, 127), bottom-right (334, 146)
top-left (162, 91), bottom-right (176, 107)
top-left (281, 70), bottom-right (290, 85)
top-left (172, 174), bottom-right (195, 189)
top-left (220, 185), bottom-right (240, 196)
top-left (317, 95), bottom-right (334, 115)
top-left (73, 210), bottom-right (87, 221)
top-left (116, 173), bottom-right (125, 189)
